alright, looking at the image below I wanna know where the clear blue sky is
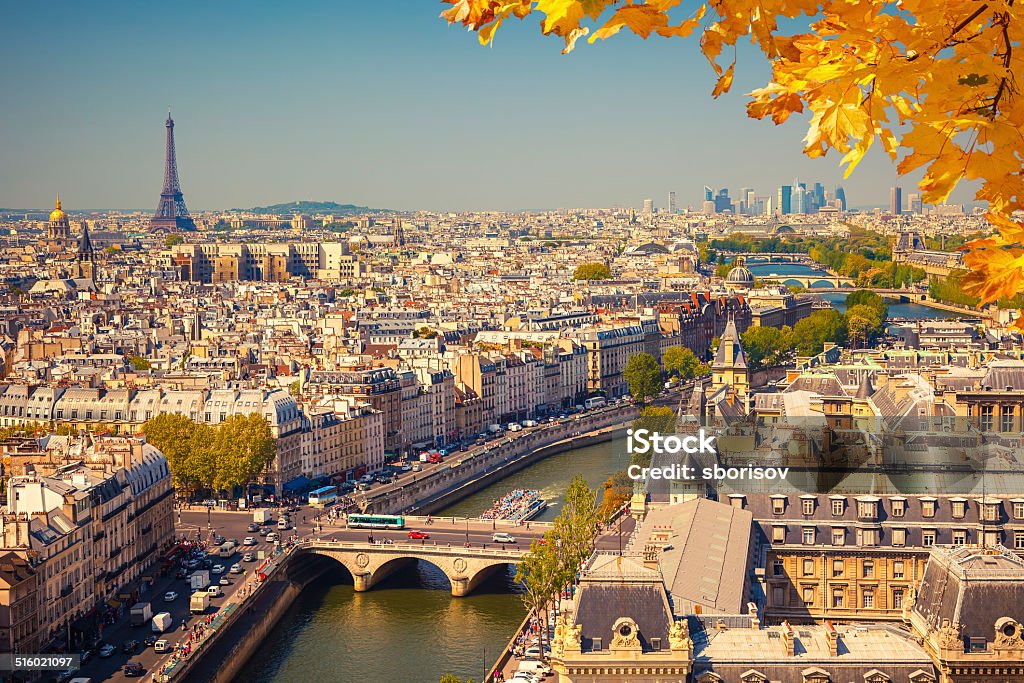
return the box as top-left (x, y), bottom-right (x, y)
top-left (0, 0), bottom-right (976, 212)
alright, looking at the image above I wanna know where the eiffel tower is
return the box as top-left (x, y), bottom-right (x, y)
top-left (150, 111), bottom-right (197, 232)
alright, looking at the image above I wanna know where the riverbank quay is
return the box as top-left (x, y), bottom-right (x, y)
top-left (170, 418), bottom-right (634, 682)
top-left (363, 404), bottom-right (638, 515)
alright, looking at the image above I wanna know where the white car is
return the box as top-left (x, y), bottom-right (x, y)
top-left (211, 564), bottom-right (225, 575)
top-left (243, 552), bottom-right (255, 562)
top-left (243, 536), bottom-right (257, 545)
top-left (163, 591), bottom-right (178, 602)
top-left (230, 563), bottom-right (243, 574)
top-left (154, 639), bottom-right (171, 653)
top-left (219, 577), bottom-right (230, 586)
top-left (492, 532), bottom-right (516, 544)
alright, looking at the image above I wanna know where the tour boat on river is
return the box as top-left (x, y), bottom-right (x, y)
top-left (480, 488), bottom-right (547, 522)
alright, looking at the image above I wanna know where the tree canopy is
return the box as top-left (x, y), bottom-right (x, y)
top-left (572, 261), bottom-right (611, 281)
top-left (661, 345), bottom-right (701, 379)
top-left (792, 308), bottom-right (848, 356)
top-left (623, 352), bottom-right (663, 404)
top-left (443, 1), bottom-right (1024, 310)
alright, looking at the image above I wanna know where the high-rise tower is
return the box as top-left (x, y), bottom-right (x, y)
top-left (150, 112), bottom-right (197, 232)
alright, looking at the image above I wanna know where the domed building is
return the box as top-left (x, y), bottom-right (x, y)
top-left (724, 256), bottom-right (755, 289)
top-left (46, 195), bottom-right (71, 252)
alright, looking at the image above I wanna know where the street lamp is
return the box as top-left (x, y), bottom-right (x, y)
top-left (465, 518), bottom-right (470, 546)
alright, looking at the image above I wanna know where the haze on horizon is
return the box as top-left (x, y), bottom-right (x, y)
top-left (1, 0), bottom-right (980, 213)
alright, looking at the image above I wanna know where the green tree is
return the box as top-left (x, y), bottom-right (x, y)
top-left (845, 290), bottom-right (889, 322)
top-left (339, 288), bottom-right (355, 297)
top-left (661, 346), bottom-right (700, 379)
top-left (143, 413), bottom-right (199, 491)
top-left (740, 326), bottom-right (794, 370)
top-left (128, 356), bottom-right (151, 371)
top-left (845, 304), bottom-right (884, 347)
top-left (212, 414), bottom-right (276, 492)
top-left (792, 309), bottom-right (848, 357)
top-left (623, 353), bottom-right (663, 405)
top-left (439, 675), bottom-right (477, 683)
top-left (288, 380), bottom-right (301, 398)
top-left (572, 262), bottom-right (611, 281)
top-left (164, 234), bottom-right (184, 247)
top-left (515, 533), bottom-right (559, 657)
top-left (631, 406), bottom-right (676, 469)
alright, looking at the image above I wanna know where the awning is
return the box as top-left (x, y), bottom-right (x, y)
top-left (282, 475), bottom-right (311, 492)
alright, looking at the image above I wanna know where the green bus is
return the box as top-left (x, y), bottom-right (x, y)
top-left (347, 514), bottom-right (405, 530)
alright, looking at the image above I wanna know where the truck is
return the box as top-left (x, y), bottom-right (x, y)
top-left (253, 509), bottom-right (272, 525)
top-left (129, 602), bottom-right (152, 627)
top-left (487, 423), bottom-right (502, 434)
top-left (151, 612), bottom-right (173, 633)
top-left (190, 569), bottom-right (210, 591)
top-left (189, 592), bottom-right (211, 614)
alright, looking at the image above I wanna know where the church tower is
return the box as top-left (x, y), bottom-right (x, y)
top-left (74, 221), bottom-right (96, 280)
top-left (47, 195), bottom-right (71, 251)
top-left (711, 318), bottom-right (748, 398)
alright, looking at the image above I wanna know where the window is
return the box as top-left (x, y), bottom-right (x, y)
top-left (1015, 531), bottom-right (1024, 550)
top-left (832, 588), bottom-right (845, 608)
top-left (857, 528), bottom-right (878, 547)
top-left (858, 500), bottom-right (877, 518)
top-left (802, 587), bottom-right (815, 606)
top-left (892, 528), bottom-right (906, 547)
top-left (831, 499), bottom-right (845, 516)
top-left (1001, 405), bottom-right (1015, 432)
top-left (832, 559), bottom-right (845, 577)
top-left (863, 560), bottom-right (874, 578)
top-left (772, 526), bottom-right (786, 543)
top-left (1014, 501), bottom-right (1024, 519)
top-left (773, 559), bottom-right (784, 577)
top-left (980, 404), bottom-right (994, 432)
top-left (802, 498), bottom-right (815, 515)
top-left (952, 530), bottom-right (967, 546)
top-left (982, 504), bottom-right (999, 522)
top-left (951, 500), bottom-right (966, 519)
top-left (832, 528), bottom-right (845, 546)
top-left (922, 500), bottom-right (936, 518)
top-left (802, 527), bottom-right (816, 545)
top-left (923, 530), bottom-right (936, 547)
top-left (803, 559), bottom-right (815, 576)
top-left (891, 499), bottom-right (906, 517)
top-left (772, 497), bottom-right (786, 514)
top-left (892, 588), bottom-right (905, 609)
top-left (863, 588), bottom-right (875, 609)
top-left (893, 560), bottom-right (905, 579)
top-left (772, 586), bottom-right (786, 606)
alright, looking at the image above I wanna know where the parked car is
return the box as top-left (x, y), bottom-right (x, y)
top-left (492, 532), bottom-right (517, 544)
top-left (163, 591), bottom-right (178, 602)
top-left (407, 530), bottom-right (429, 539)
top-left (219, 577), bottom-right (230, 586)
top-left (211, 564), bottom-right (225, 575)
top-left (98, 643), bottom-right (115, 658)
top-left (121, 639), bottom-right (139, 654)
top-left (213, 534), bottom-right (225, 544)
top-left (143, 636), bottom-right (156, 648)
top-left (247, 522), bottom-right (260, 532)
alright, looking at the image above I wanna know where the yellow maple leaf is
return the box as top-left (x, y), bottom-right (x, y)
top-left (712, 62), bottom-right (735, 98)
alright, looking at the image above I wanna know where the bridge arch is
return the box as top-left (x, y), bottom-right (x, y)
top-left (297, 544), bottom-right (523, 597)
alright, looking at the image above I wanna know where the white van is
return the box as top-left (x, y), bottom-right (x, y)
top-left (277, 517), bottom-right (290, 530)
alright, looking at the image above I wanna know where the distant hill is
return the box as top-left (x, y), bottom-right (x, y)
top-left (238, 200), bottom-right (384, 215)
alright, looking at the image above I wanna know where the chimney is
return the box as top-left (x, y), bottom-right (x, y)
top-left (782, 620), bottom-right (796, 656)
top-left (825, 620), bottom-right (839, 657)
top-left (748, 602), bottom-right (760, 629)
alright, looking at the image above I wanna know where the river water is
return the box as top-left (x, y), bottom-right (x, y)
top-left (235, 440), bottom-right (626, 683)
top-left (746, 262), bottom-right (961, 319)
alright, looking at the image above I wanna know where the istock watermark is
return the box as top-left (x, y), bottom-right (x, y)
top-left (625, 428), bottom-right (791, 482)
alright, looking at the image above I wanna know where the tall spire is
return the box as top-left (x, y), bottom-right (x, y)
top-left (150, 111), bottom-right (196, 232)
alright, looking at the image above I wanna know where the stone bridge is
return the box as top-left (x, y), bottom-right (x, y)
top-left (758, 274), bottom-right (855, 288)
top-left (294, 540), bottom-right (526, 596)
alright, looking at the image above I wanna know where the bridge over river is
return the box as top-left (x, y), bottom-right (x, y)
top-left (290, 515), bottom-right (551, 595)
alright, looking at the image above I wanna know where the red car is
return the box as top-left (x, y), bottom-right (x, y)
top-left (407, 530), bottom-right (430, 539)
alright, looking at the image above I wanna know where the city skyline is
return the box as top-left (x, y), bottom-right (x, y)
top-left (1, 1), bottom-right (982, 213)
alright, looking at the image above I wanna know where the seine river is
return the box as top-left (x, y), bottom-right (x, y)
top-left (234, 441), bottom-right (627, 683)
top-left (746, 262), bottom-right (962, 319)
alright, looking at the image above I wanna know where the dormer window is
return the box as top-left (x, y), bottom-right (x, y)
top-left (921, 499), bottom-right (936, 518)
top-left (801, 497), bottom-right (816, 515)
top-left (771, 496), bottom-right (786, 515)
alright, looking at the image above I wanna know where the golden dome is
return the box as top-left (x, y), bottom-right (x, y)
top-left (49, 195), bottom-right (66, 222)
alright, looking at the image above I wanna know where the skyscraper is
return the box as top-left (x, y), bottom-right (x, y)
top-left (714, 188), bottom-right (733, 214)
top-left (777, 185), bottom-right (792, 215)
top-left (812, 182), bottom-right (825, 211)
top-left (792, 179), bottom-right (806, 214)
top-left (668, 191), bottom-right (677, 214)
top-left (643, 198), bottom-right (654, 214)
top-left (908, 193), bottom-right (923, 214)
top-left (834, 186), bottom-right (847, 211)
top-left (890, 186), bottom-right (903, 215)
top-left (704, 185), bottom-right (714, 202)
top-left (150, 112), bottom-right (197, 232)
